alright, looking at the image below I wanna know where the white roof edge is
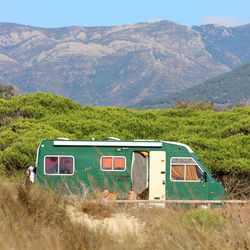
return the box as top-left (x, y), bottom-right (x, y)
top-left (54, 141), bottom-right (162, 147)
top-left (163, 141), bottom-right (194, 153)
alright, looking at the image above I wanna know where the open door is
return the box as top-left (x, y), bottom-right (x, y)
top-left (131, 151), bottom-right (148, 195)
top-left (149, 151), bottom-right (166, 200)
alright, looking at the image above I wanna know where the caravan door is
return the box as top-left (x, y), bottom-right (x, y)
top-left (149, 151), bottom-right (166, 200)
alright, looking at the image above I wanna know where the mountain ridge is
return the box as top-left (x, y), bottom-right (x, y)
top-left (129, 62), bottom-right (250, 110)
top-left (0, 21), bottom-right (249, 106)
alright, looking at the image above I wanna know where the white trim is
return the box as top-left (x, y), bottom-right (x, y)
top-left (163, 141), bottom-right (193, 153)
top-left (36, 139), bottom-right (45, 168)
top-left (131, 153), bottom-right (135, 180)
top-left (44, 155), bottom-right (75, 176)
top-left (100, 156), bottom-right (126, 172)
top-left (170, 157), bottom-right (203, 182)
top-left (54, 141), bottom-right (162, 147)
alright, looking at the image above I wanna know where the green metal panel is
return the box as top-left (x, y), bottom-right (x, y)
top-left (38, 140), bottom-right (134, 198)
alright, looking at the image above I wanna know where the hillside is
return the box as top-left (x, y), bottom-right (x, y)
top-left (0, 22), bottom-right (250, 106)
top-left (0, 93), bottom-right (249, 178)
top-left (130, 62), bottom-right (250, 110)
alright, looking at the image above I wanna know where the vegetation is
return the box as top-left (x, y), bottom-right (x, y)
top-left (0, 183), bottom-right (249, 250)
top-left (0, 84), bottom-right (15, 100)
top-left (130, 63), bottom-right (250, 110)
top-left (173, 100), bottom-right (218, 111)
top-left (0, 92), bottom-right (249, 179)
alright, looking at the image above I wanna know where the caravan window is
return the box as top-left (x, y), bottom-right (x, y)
top-left (59, 157), bottom-right (74, 174)
top-left (102, 157), bottom-right (113, 170)
top-left (101, 156), bottom-right (126, 171)
top-left (113, 157), bottom-right (125, 170)
top-left (44, 156), bottom-right (74, 175)
top-left (170, 157), bottom-right (203, 181)
top-left (45, 157), bottom-right (58, 174)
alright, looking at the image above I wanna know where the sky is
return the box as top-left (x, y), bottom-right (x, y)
top-left (0, 0), bottom-right (249, 28)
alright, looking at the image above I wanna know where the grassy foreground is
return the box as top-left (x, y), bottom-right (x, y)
top-left (0, 182), bottom-right (249, 250)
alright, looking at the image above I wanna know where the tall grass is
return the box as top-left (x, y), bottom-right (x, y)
top-left (0, 183), bottom-right (115, 250)
top-left (0, 183), bottom-right (249, 250)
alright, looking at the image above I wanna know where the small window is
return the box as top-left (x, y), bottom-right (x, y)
top-left (45, 156), bottom-right (74, 175)
top-left (101, 156), bottom-right (126, 171)
top-left (171, 157), bottom-right (203, 182)
top-left (114, 158), bottom-right (125, 170)
top-left (45, 157), bottom-right (58, 174)
top-left (102, 157), bottom-right (113, 170)
top-left (59, 157), bottom-right (73, 174)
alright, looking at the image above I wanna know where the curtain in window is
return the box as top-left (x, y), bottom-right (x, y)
top-left (186, 165), bottom-right (199, 180)
top-left (102, 157), bottom-right (112, 170)
top-left (171, 165), bottom-right (184, 180)
top-left (114, 158), bottom-right (125, 170)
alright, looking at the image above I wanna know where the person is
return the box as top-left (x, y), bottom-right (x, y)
top-left (25, 166), bottom-right (36, 184)
top-left (125, 188), bottom-right (137, 200)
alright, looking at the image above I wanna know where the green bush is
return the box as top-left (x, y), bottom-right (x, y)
top-left (187, 209), bottom-right (227, 231)
top-left (0, 93), bottom-right (249, 177)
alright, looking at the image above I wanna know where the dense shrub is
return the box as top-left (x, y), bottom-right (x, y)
top-left (173, 100), bottom-right (218, 111)
top-left (0, 93), bottom-right (249, 177)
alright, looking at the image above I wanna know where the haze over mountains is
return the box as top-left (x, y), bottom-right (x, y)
top-left (0, 21), bottom-right (249, 106)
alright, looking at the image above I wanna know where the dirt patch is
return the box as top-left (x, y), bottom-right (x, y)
top-left (67, 205), bottom-right (143, 237)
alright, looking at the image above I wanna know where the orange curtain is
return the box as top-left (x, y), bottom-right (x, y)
top-left (102, 157), bottom-right (112, 169)
top-left (138, 151), bottom-right (149, 157)
top-left (171, 165), bottom-right (184, 180)
top-left (186, 165), bottom-right (199, 180)
top-left (114, 157), bottom-right (125, 170)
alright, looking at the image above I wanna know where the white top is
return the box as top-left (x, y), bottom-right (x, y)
top-left (53, 140), bottom-right (162, 147)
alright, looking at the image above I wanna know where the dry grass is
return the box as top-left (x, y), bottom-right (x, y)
top-left (0, 183), bottom-right (116, 250)
top-left (126, 204), bottom-right (250, 249)
top-left (82, 200), bottom-right (115, 219)
top-left (0, 182), bottom-right (249, 250)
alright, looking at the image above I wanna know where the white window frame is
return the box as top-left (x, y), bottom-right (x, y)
top-left (44, 155), bottom-right (75, 176)
top-left (170, 157), bottom-right (203, 182)
top-left (100, 156), bottom-right (126, 171)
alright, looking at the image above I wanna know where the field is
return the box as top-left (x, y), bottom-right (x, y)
top-left (0, 183), bottom-right (249, 250)
top-left (0, 93), bottom-right (249, 249)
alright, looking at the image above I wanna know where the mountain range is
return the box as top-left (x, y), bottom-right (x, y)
top-left (0, 21), bottom-right (250, 106)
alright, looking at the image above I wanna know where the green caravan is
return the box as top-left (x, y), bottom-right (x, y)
top-left (29, 138), bottom-right (226, 200)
